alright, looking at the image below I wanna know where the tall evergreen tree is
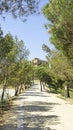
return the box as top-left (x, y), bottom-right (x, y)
top-left (42, 0), bottom-right (73, 66)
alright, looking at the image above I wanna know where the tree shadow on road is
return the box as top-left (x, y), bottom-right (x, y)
top-left (0, 104), bottom-right (18, 130)
top-left (0, 101), bottom-right (59, 130)
top-left (0, 124), bottom-right (17, 130)
top-left (0, 84), bottom-right (60, 130)
top-left (23, 91), bottom-right (51, 97)
top-left (23, 101), bottom-right (60, 130)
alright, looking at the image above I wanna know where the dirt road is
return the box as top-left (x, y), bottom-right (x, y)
top-left (0, 82), bottom-right (73, 130)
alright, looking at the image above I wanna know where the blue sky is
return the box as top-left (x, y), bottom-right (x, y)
top-left (0, 0), bottom-right (54, 60)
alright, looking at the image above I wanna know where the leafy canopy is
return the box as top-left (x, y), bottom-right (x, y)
top-left (42, 0), bottom-right (73, 65)
top-left (0, 0), bottom-right (40, 20)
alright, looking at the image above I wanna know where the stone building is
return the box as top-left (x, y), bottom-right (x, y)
top-left (32, 58), bottom-right (47, 67)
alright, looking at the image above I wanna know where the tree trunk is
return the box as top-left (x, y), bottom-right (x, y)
top-left (43, 82), bottom-right (46, 89)
top-left (65, 85), bottom-right (70, 98)
top-left (15, 86), bottom-right (19, 96)
top-left (40, 81), bottom-right (42, 91)
top-left (1, 76), bottom-right (7, 101)
top-left (1, 84), bottom-right (6, 101)
top-left (19, 83), bottom-right (23, 94)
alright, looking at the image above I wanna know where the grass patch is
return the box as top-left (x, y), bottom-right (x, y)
top-left (0, 100), bottom-right (9, 108)
top-left (47, 85), bottom-right (73, 100)
top-left (0, 99), bottom-right (12, 111)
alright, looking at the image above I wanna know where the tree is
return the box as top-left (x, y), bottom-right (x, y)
top-left (7, 37), bottom-right (30, 96)
top-left (51, 51), bottom-right (73, 97)
top-left (42, 45), bottom-right (73, 97)
top-left (0, 31), bottom-right (30, 100)
top-left (14, 36), bottom-right (30, 61)
top-left (0, 0), bottom-right (40, 20)
top-left (42, 0), bottom-right (73, 66)
top-left (35, 65), bottom-right (52, 91)
top-left (0, 33), bottom-right (14, 60)
top-left (0, 33), bottom-right (15, 101)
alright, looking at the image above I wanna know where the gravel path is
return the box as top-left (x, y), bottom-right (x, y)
top-left (0, 82), bottom-right (73, 130)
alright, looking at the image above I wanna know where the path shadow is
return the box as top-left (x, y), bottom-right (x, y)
top-left (0, 83), bottom-right (60, 130)
top-left (23, 91), bottom-right (50, 97)
top-left (23, 101), bottom-right (59, 112)
top-left (0, 124), bottom-right (17, 130)
top-left (0, 103), bottom-right (19, 130)
top-left (22, 101), bottom-right (60, 130)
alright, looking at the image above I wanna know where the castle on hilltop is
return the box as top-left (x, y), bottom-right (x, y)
top-left (31, 58), bottom-right (47, 67)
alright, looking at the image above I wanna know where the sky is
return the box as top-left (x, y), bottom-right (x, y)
top-left (0, 0), bottom-right (54, 61)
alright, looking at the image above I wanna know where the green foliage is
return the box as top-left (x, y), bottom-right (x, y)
top-left (0, 27), bottom-right (3, 38)
top-left (14, 37), bottom-right (30, 61)
top-left (0, 0), bottom-right (39, 20)
top-left (42, 44), bottom-right (51, 54)
top-left (42, 38), bottom-right (73, 97)
top-left (0, 28), bottom-right (33, 99)
top-left (0, 33), bottom-right (14, 60)
top-left (34, 65), bottom-right (52, 85)
top-left (42, 0), bottom-right (73, 97)
top-left (51, 51), bottom-right (73, 85)
top-left (42, 0), bottom-right (73, 65)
